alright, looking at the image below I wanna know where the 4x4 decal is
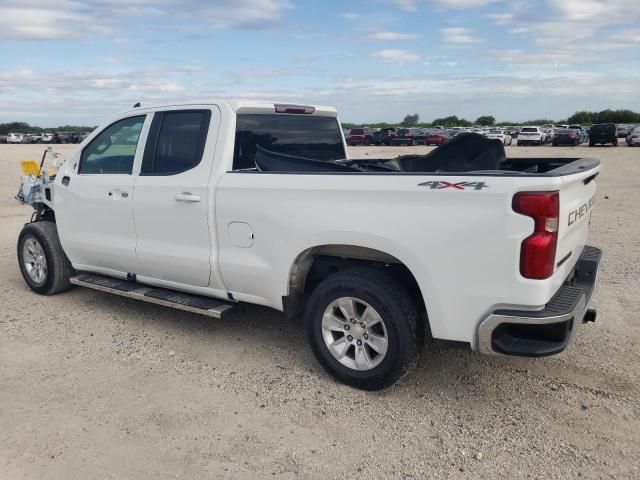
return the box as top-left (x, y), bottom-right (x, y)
top-left (418, 181), bottom-right (489, 190)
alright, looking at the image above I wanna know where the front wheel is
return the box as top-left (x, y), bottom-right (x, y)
top-left (17, 221), bottom-right (73, 295)
top-left (305, 268), bottom-right (421, 390)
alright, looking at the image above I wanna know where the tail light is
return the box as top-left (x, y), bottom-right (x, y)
top-left (513, 191), bottom-right (559, 279)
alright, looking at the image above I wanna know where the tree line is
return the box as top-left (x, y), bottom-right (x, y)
top-left (0, 121), bottom-right (96, 135)
top-left (342, 109), bottom-right (640, 129)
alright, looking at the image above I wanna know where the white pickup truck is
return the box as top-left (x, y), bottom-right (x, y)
top-left (15, 101), bottom-right (602, 390)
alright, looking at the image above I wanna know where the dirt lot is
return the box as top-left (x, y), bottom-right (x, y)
top-left (1, 142), bottom-right (639, 479)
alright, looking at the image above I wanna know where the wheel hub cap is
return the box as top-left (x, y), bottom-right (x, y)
top-left (22, 237), bottom-right (47, 285)
top-left (321, 297), bottom-right (388, 371)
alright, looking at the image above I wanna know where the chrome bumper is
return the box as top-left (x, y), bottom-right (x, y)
top-left (478, 245), bottom-right (602, 357)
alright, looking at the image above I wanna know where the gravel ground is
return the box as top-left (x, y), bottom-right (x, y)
top-left (1, 142), bottom-right (639, 479)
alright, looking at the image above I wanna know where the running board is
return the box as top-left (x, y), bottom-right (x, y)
top-left (70, 273), bottom-right (233, 318)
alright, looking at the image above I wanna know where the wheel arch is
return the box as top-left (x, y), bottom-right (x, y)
top-left (285, 244), bottom-right (429, 327)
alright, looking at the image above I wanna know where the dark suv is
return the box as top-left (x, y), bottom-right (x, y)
top-left (372, 127), bottom-right (397, 146)
top-left (589, 123), bottom-right (618, 147)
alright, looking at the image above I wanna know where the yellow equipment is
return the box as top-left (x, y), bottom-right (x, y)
top-left (21, 160), bottom-right (41, 176)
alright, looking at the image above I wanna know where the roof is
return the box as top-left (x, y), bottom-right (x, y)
top-left (116, 99), bottom-right (338, 118)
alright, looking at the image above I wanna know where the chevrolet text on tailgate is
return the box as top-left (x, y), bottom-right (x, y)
top-left (15, 101), bottom-right (602, 390)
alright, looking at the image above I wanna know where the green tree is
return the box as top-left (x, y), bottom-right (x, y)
top-left (431, 115), bottom-right (471, 127)
top-left (475, 115), bottom-right (496, 126)
top-left (400, 113), bottom-right (420, 127)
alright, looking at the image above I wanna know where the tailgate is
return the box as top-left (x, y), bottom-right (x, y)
top-left (555, 168), bottom-right (599, 275)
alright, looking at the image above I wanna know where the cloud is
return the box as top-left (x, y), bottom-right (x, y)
top-left (176, 0), bottom-right (293, 29)
top-left (368, 31), bottom-right (420, 40)
top-left (389, 0), bottom-right (496, 10)
top-left (341, 12), bottom-right (360, 20)
top-left (0, 64), bottom-right (206, 96)
top-left (434, 0), bottom-right (496, 7)
top-left (504, 0), bottom-right (640, 49)
top-left (0, 0), bottom-right (293, 39)
top-left (485, 12), bottom-right (513, 24)
top-left (389, 0), bottom-right (418, 11)
top-left (370, 49), bottom-right (421, 63)
top-left (0, 2), bottom-right (110, 40)
top-left (611, 29), bottom-right (640, 44)
top-left (441, 27), bottom-right (482, 44)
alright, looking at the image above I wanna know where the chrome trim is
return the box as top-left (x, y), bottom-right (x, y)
top-left (477, 267), bottom-right (598, 356)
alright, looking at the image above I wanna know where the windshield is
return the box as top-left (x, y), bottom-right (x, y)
top-left (350, 129), bottom-right (364, 135)
top-left (233, 114), bottom-right (346, 170)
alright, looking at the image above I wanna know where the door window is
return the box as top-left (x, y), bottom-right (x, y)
top-left (79, 115), bottom-right (146, 174)
top-left (141, 110), bottom-right (211, 175)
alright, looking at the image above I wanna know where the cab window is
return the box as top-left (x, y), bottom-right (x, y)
top-left (79, 115), bottom-right (146, 174)
top-left (141, 110), bottom-right (211, 175)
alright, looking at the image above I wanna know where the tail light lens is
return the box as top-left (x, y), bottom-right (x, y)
top-left (513, 191), bottom-right (560, 279)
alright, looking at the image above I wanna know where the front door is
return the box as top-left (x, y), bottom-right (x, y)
top-left (132, 108), bottom-right (219, 287)
top-left (55, 114), bottom-right (148, 274)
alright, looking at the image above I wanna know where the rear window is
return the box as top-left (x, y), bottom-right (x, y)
top-left (521, 127), bottom-right (538, 132)
top-left (233, 114), bottom-right (346, 170)
top-left (350, 129), bottom-right (364, 135)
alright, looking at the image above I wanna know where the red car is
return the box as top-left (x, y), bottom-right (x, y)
top-left (346, 128), bottom-right (373, 146)
top-left (424, 131), bottom-right (450, 146)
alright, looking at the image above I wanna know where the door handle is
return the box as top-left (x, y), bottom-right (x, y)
top-left (108, 190), bottom-right (129, 199)
top-left (61, 176), bottom-right (70, 186)
top-left (175, 193), bottom-right (201, 202)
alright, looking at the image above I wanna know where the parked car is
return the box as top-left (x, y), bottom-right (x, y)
top-left (568, 125), bottom-right (588, 144)
top-left (517, 127), bottom-right (546, 146)
top-left (589, 123), bottom-right (618, 146)
top-left (424, 131), bottom-right (450, 146)
top-left (391, 128), bottom-right (417, 146)
top-left (372, 127), bottom-right (397, 146)
top-left (23, 133), bottom-right (53, 144)
top-left (411, 128), bottom-right (429, 145)
top-left (505, 127), bottom-right (520, 138)
top-left (485, 129), bottom-right (512, 145)
top-left (71, 132), bottom-right (90, 144)
top-left (7, 132), bottom-right (24, 143)
top-left (14, 100), bottom-right (602, 390)
top-left (626, 126), bottom-right (640, 146)
top-left (552, 128), bottom-right (581, 146)
top-left (616, 124), bottom-right (631, 138)
top-left (346, 127), bottom-right (373, 146)
top-left (53, 132), bottom-right (75, 144)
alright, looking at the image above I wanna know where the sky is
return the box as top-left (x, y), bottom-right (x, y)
top-left (0, 0), bottom-right (639, 126)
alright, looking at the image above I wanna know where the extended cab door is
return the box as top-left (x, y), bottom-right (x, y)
top-left (55, 114), bottom-right (149, 273)
top-left (132, 108), bottom-right (219, 287)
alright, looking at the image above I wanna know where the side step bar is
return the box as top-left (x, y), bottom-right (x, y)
top-left (70, 273), bottom-right (233, 318)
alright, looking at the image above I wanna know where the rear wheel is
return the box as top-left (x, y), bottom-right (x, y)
top-left (17, 221), bottom-right (73, 295)
top-left (305, 269), bottom-right (421, 390)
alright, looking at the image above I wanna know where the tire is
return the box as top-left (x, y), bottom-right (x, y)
top-left (305, 268), bottom-right (421, 390)
top-left (612, 140), bottom-right (618, 147)
top-left (17, 221), bottom-right (73, 295)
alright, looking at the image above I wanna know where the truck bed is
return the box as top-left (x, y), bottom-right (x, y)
top-left (251, 133), bottom-right (600, 176)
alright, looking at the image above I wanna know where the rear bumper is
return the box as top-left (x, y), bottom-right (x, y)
top-left (477, 245), bottom-right (602, 357)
